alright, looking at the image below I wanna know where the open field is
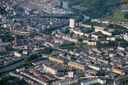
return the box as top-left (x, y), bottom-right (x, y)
top-left (120, 0), bottom-right (128, 2)
top-left (102, 10), bottom-right (128, 22)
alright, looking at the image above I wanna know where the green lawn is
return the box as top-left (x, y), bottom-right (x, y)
top-left (102, 10), bottom-right (128, 22)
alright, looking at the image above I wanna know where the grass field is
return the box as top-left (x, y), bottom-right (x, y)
top-left (120, 0), bottom-right (128, 2)
top-left (102, 9), bottom-right (128, 22)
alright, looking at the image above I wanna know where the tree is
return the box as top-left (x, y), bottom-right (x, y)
top-left (96, 70), bottom-right (105, 76)
top-left (124, 12), bottom-right (128, 19)
top-left (90, 83), bottom-right (102, 85)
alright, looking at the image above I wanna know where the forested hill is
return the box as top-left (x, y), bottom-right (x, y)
top-left (66, 0), bottom-right (127, 18)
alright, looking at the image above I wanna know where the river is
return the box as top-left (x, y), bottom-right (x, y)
top-left (0, 1), bottom-right (89, 72)
top-left (61, 0), bottom-right (90, 29)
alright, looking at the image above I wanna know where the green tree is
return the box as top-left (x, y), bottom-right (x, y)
top-left (124, 12), bottom-right (128, 19)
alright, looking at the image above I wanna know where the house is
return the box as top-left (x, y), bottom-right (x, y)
top-left (112, 68), bottom-right (125, 75)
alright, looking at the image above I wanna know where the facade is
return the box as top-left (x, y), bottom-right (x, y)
top-left (87, 40), bottom-right (97, 46)
top-left (53, 78), bottom-right (78, 85)
top-left (72, 30), bottom-right (84, 36)
top-left (68, 61), bottom-right (85, 71)
top-left (112, 68), bottom-right (125, 75)
top-left (44, 65), bottom-right (58, 74)
top-left (124, 33), bottom-right (128, 41)
top-left (62, 35), bottom-right (78, 43)
top-left (68, 72), bottom-right (74, 78)
top-left (79, 24), bottom-right (91, 28)
top-left (49, 56), bottom-right (64, 64)
top-left (88, 65), bottom-right (101, 71)
top-left (16, 67), bottom-right (25, 72)
top-left (70, 19), bottom-right (75, 28)
top-left (106, 37), bottom-right (116, 41)
top-left (14, 52), bottom-right (22, 57)
top-left (94, 26), bottom-right (112, 36)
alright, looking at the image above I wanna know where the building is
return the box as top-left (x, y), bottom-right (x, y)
top-left (32, 60), bottom-right (43, 66)
top-left (68, 61), bottom-right (85, 71)
top-left (29, 70), bottom-right (40, 76)
top-left (106, 37), bottom-right (116, 41)
top-left (49, 56), bottom-right (65, 64)
top-left (94, 26), bottom-right (112, 36)
top-left (88, 64), bottom-right (101, 71)
top-left (43, 65), bottom-right (58, 74)
top-left (16, 67), bottom-right (25, 72)
top-left (20, 72), bottom-right (48, 85)
top-left (79, 24), bottom-right (91, 28)
top-left (86, 70), bottom-right (97, 75)
top-left (124, 33), bottom-right (128, 41)
top-left (68, 72), bottom-right (74, 78)
top-left (62, 35), bottom-right (78, 43)
top-left (81, 78), bottom-right (106, 85)
top-left (70, 19), bottom-right (75, 28)
top-left (72, 29), bottom-right (84, 36)
top-left (112, 68), bottom-right (125, 75)
top-left (87, 40), bottom-right (97, 46)
top-left (14, 51), bottom-right (22, 57)
top-left (53, 78), bottom-right (78, 85)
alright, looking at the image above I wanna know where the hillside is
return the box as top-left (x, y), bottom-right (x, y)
top-left (66, 0), bottom-right (128, 22)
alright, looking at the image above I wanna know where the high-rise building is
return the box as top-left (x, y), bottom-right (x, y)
top-left (70, 19), bottom-right (75, 28)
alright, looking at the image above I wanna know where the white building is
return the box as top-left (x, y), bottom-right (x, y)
top-left (16, 67), bottom-right (25, 72)
top-left (107, 37), bottom-right (116, 41)
top-left (81, 78), bottom-right (106, 85)
top-left (14, 52), bottom-right (22, 57)
top-left (70, 19), bottom-right (75, 28)
top-left (124, 33), bottom-right (128, 41)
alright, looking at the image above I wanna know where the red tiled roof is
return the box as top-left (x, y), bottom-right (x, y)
top-left (39, 76), bottom-right (49, 81)
top-left (45, 74), bottom-right (55, 80)
top-left (30, 70), bottom-right (40, 76)
top-left (113, 68), bottom-right (122, 73)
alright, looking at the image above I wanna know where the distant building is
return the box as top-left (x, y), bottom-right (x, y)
top-left (14, 52), bottom-right (22, 57)
top-left (112, 68), bottom-right (125, 75)
top-left (68, 72), bottom-right (74, 78)
top-left (94, 26), bottom-right (112, 36)
top-left (43, 65), bottom-right (58, 74)
top-left (81, 78), bottom-right (106, 85)
top-left (70, 19), bottom-right (75, 28)
top-left (68, 61), bottom-right (85, 71)
top-left (16, 67), bottom-right (25, 72)
top-left (88, 64), bottom-right (101, 71)
top-left (32, 60), bottom-right (43, 66)
top-left (106, 37), bottom-right (116, 41)
top-left (53, 78), bottom-right (78, 85)
top-left (49, 56), bottom-right (66, 64)
top-left (124, 33), bottom-right (128, 41)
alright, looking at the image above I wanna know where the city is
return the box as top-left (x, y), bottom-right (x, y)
top-left (0, 0), bottom-right (128, 85)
